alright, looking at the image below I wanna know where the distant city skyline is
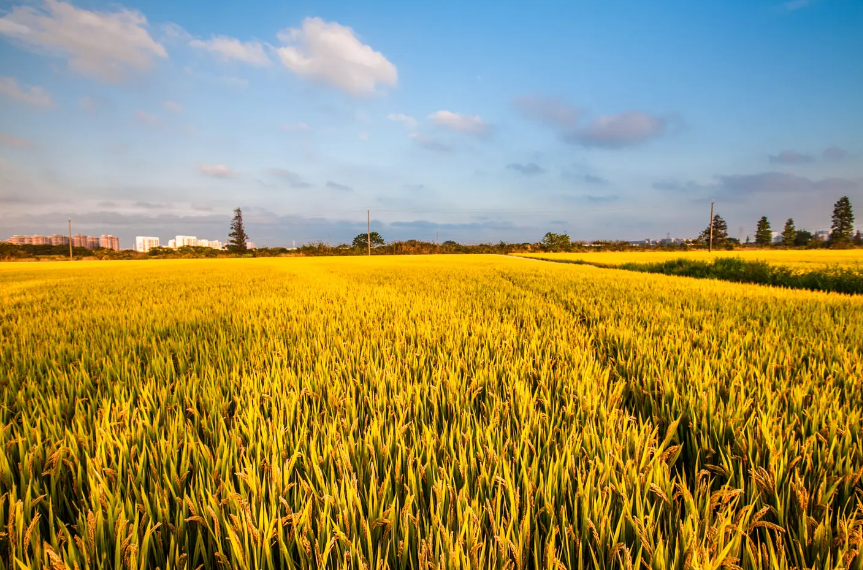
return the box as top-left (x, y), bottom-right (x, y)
top-left (1, 0), bottom-right (861, 246)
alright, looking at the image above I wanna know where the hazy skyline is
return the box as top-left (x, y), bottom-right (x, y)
top-left (1, 0), bottom-right (862, 246)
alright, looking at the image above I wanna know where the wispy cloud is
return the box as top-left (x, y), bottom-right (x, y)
top-left (823, 146), bottom-right (848, 161)
top-left (768, 150), bottom-right (814, 164)
top-left (190, 35), bottom-right (271, 66)
top-left (430, 110), bottom-right (489, 136)
top-left (134, 110), bottom-right (159, 126)
top-left (387, 113), bottom-right (418, 131)
top-left (0, 76), bottom-right (53, 108)
top-left (513, 94), bottom-right (580, 128)
top-left (409, 133), bottom-right (454, 152)
top-left (199, 163), bottom-right (233, 178)
top-left (0, 133), bottom-right (33, 147)
top-left (326, 181), bottom-right (352, 192)
top-left (0, 0), bottom-right (166, 83)
top-left (268, 168), bottom-right (310, 188)
top-left (506, 162), bottom-right (545, 176)
top-left (280, 122), bottom-right (309, 132)
top-left (564, 111), bottom-right (669, 148)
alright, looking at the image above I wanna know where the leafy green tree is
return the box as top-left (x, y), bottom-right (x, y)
top-left (794, 230), bottom-right (813, 247)
top-left (699, 215), bottom-right (728, 246)
top-left (540, 232), bottom-right (572, 251)
top-left (755, 216), bottom-right (772, 246)
top-left (830, 196), bottom-right (855, 245)
top-left (781, 218), bottom-right (796, 246)
top-left (854, 230), bottom-right (863, 246)
top-left (442, 240), bottom-right (458, 246)
top-left (227, 207), bottom-right (249, 253)
top-left (352, 232), bottom-right (384, 248)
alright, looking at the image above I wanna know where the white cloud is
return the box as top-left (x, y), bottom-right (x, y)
top-left (280, 122), bottom-right (309, 132)
top-left (189, 36), bottom-right (271, 66)
top-left (162, 100), bottom-right (182, 113)
top-left (430, 110), bottom-right (488, 136)
top-left (387, 113), bottom-right (417, 131)
top-left (276, 17), bottom-right (397, 95)
top-left (199, 163), bottom-right (233, 178)
top-left (0, 76), bottom-right (53, 108)
top-left (0, 0), bottom-right (166, 83)
top-left (0, 134), bottom-right (33, 147)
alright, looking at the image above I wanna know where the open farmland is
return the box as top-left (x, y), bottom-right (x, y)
top-left (515, 249), bottom-right (863, 270)
top-left (1, 256), bottom-right (862, 570)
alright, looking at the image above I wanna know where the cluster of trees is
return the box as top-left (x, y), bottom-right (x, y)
top-left (703, 196), bottom-right (859, 249)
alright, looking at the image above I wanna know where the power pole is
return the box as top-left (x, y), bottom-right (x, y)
top-left (67, 218), bottom-right (73, 261)
top-left (436, 230), bottom-right (439, 245)
top-left (367, 209), bottom-right (371, 256)
top-left (708, 200), bottom-right (715, 252)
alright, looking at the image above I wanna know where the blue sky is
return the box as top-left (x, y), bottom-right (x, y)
top-left (1, 0), bottom-right (861, 246)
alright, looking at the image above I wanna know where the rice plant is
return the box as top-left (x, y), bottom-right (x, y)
top-left (1, 256), bottom-right (861, 569)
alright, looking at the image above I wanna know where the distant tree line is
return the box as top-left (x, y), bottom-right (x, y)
top-left (3, 198), bottom-right (859, 262)
top-left (700, 195), bottom-right (859, 249)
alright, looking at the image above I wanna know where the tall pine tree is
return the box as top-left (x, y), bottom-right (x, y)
top-left (228, 207), bottom-right (249, 253)
top-left (781, 218), bottom-right (796, 246)
top-left (755, 216), bottom-right (772, 246)
top-left (830, 196), bottom-right (854, 245)
top-left (699, 215), bottom-right (728, 247)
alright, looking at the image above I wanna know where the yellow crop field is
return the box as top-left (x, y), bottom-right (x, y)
top-left (515, 249), bottom-right (863, 269)
top-left (2, 255), bottom-right (862, 569)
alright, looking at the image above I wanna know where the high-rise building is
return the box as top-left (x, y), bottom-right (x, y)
top-left (50, 234), bottom-right (69, 246)
top-left (8, 235), bottom-right (30, 245)
top-left (31, 234), bottom-right (47, 245)
top-left (246, 241), bottom-right (256, 249)
top-left (168, 239), bottom-right (176, 248)
top-left (135, 236), bottom-right (160, 252)
top-left (100, 235), bottom-right (120, 250)
top-left (86, 236), bottom-right (100, 249)
top-left (71, 234), bottom-right (88, 248)
top-left (174, 235), bottom-right (197, 248)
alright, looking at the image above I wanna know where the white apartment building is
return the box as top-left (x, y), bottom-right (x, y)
top-left (197, 239), bottom-right (223, 249)
top-left (174, 235), bottom-right (198, 247)
top-left (135, 236), bottom-right (160, 252)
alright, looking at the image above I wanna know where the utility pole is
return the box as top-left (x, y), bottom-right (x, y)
top-left (67, 218), bottom-right (73, 261)
top-left (436, 230), bottom-right (439, 245)
top-left (708, 200), bottom-right (715, 252)
top-left (367, 209), bottom-right (371, 256)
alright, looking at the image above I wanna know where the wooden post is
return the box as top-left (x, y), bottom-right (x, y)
top-left (68, 218), bottom-right (73, 261)
top-left (367, 209), bottom-right (371, 256)
top-left (708, 201), bottom-right (714, 252)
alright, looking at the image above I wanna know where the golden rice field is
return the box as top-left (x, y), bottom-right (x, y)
top-left (515, 249), bottom-right (863, 270)
top-left (1, 255), bottom-right (862, 570)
